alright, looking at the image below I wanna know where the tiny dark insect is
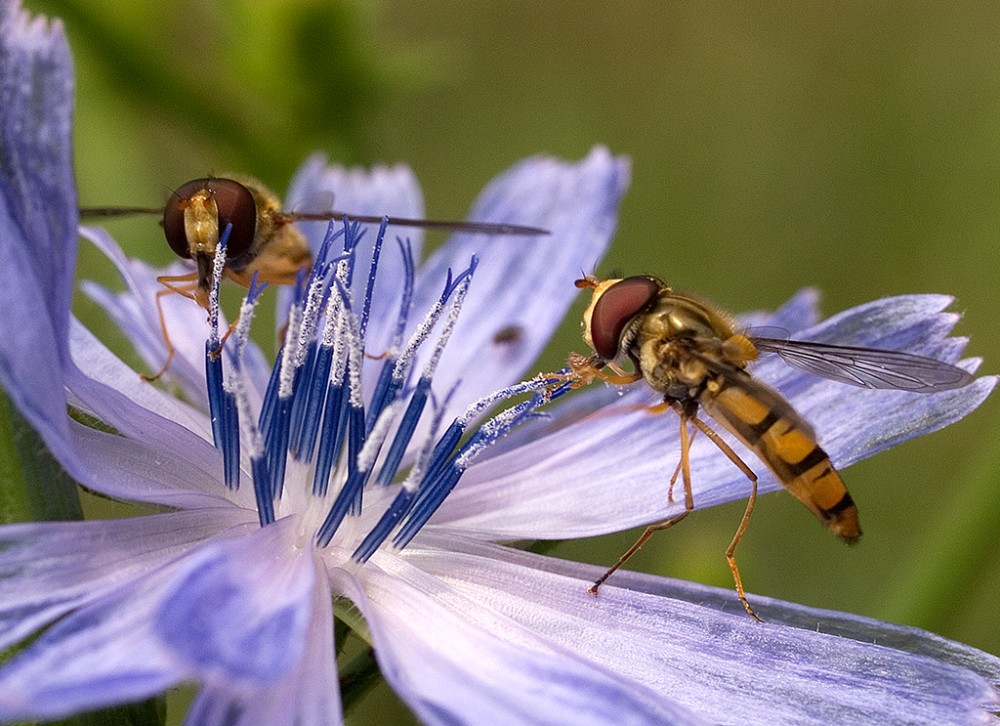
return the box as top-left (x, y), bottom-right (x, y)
top-left (492, 325), bottom-right (525, 345)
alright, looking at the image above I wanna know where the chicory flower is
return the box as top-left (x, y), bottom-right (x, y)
top-left (0, 2), bottom-right (997, 724)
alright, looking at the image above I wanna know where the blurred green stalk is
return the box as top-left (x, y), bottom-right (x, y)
top-left (877, 408), bottom-right (1000, 638)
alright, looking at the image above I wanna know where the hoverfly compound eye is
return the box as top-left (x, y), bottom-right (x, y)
top-left (162, 178), bottom-right (258, 261)
top-left (162, 183), bottom-right (196, 259)
top-left (205, 179), bottom-right (258, 259)
top-left (590, 275), bottom-right (662, 360)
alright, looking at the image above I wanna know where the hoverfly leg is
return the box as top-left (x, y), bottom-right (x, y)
top-left (686, 413), bottom-right (762, 622)
top-left (143, 273), bottom-right (199, 382)
top-left (638, 401), bottom-right (698, 505)
top-left (567, 352), bottom-right (642, 388)
top-left (591, 366), bottom-right (641, 387)
top-left (665, 427), bottom-right (699, 505)
top-left (209, 318), bottom-right (241, 361)
top-left (588, 407), bottom-right (696, 597)
top-left (641, 401), bottom-right (684, 503)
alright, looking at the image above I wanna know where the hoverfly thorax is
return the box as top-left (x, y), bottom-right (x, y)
top-left (578, 274), bottom-right (757, 397)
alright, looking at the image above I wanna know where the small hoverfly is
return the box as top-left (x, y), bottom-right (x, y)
top-left (80, 174), bottom-right (547, 380)
top-left (567, 274), bottom-right (973, 620)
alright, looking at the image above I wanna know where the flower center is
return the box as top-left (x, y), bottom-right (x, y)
top-left (200, 218), bottom-right (559, 562)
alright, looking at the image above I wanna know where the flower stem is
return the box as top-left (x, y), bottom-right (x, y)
top-left (876, 412), bottom-right (1000, 636)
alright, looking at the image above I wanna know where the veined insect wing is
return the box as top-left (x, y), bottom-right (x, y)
top-left (750, 336), bottom-right (974, 392)
top-left (280, 209), bottom-right (549, 237)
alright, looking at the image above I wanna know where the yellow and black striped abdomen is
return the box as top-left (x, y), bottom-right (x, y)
top-left (700, 373), bottom-right (861, 544)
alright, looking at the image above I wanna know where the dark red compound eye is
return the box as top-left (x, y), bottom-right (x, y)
top-left (162, 178), bottom-right (258, 261)
top-left (589, 275), bottom-right (662, 360)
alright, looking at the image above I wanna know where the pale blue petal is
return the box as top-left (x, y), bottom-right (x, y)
top-left (0, 517), bottom-right (327, 722)
top-left (80, 226), bottom-right (271, 407)
top-left (739, 287), bottom-right (820, 332)
top-left (0, 1), bottom-right (81, 476)
top-left (604, 565), bottom-right (1000, 680)
top-left (0, 512), bottom-right (258, 721)
top-left (333, 556), bottom-right (701, 726)
top-left (185, 561), bottom-right (341, 726)
top-left (66, 318), bottom-right (223, 457)
top-left (0, 0), bottom-right (75, 347)
top-left (0, 577), bottom-right (187, 721)
top-left (68, 420), bottom-right (249, 509)
top-left (81, 226), bottom-right (209, 403)
top-left (0, 510), bottom-right (251, 653)
top-left (411, 146), bottom-right (630, 426)
top-left (407, 535), bottom-right (1000, 726)
top-left (280, 155), bottom-right (425, 348)
top-left (155, 519), bottom-right (315, 683)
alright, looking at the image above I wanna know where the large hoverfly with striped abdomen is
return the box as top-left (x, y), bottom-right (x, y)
top-left (81, 174), bottom-right (547, 381)
top-left (565, 274), bottom-right (974, 620)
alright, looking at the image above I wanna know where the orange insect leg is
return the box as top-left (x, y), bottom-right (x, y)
top-left (587, 402), bottom-right (763, 622)
top-left (143, 272), bottom-right (199, 382)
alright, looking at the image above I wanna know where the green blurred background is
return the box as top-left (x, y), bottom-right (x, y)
top-left (22, 0), bottom-right (1000, 716)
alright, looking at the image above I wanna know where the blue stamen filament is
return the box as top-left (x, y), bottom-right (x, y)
top-left (197, 221), bottom-right (563, 563)
top-left (358, 218), bottom-right (389, 341)
top-left (203, 224), bottom-right (241, 491)
top-left (353, 379), bottom-right (455, 561)
top-left (227, 273), bottom-right (274, 524)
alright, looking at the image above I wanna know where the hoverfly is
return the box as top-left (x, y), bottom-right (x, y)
top-left (567, 274), bottom-right (974, 620)
top-left (80, 174), bottom-right (547, 380)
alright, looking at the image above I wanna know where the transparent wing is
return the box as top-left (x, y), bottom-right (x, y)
top-left (79, 206), bottom-right (162, 218)
top-left (282, 210), bottom-right (548, 236)
top-left (79, 207), bottom-right (549, 236)
top-left (751, 337), bottom-right (974, 392)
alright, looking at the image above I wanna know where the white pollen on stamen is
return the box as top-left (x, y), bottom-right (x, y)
top-left (357, 403), bottom-right (400, 473)
top-left (330, 314), bottom-right (349, 385)
top-left (454, 407), bottom-right (521, 470)
top-left (456, 378), bottom-right (549, 428)
top-left (422, 276), bottom-right (471, 379)
top-left (393, 299), bottom-right (444, 385)
top-left (207, 244), bottom-right (227, 345)
top-left (295, 275), bottom-right (327, 366)
top-left (320, 290), bottom-right (342, 349)
top-left (343, 305), bottom-right (365, 409)
top-left (400, 387), bottom-right (451, 494)
top-left (232, 300), bottom-right (257, 350)
top-left (278, 304), bottom-right (303, 399)
top-left (226, 365), bottom-right (264, 459)
top-left (227, 297), bottom-right (264, 458)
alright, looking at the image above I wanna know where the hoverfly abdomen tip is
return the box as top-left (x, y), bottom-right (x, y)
top-left (822, 493), bottom-right (861, 545)
top-left (831, 517), bottom-right (862, 545)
